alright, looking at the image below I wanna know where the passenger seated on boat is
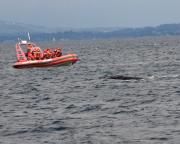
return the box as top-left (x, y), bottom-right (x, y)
top-left (43, 48), bottom-right (53, 59)
top-left (25, 44), bottom-right (33, 57)
top-left (27, 53), bottom-right (35, 60)
top-left (26, 44), bottom-right (35, 60)
top-left (53, 48), bottom-right (62, 57)
top-left (32, 47), bottom-right (42, 60)
top-left (42, 49), bottom-right (48, 59)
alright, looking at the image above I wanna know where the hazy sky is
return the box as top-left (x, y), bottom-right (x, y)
top-left (0, 0), bottom-right (180, 28)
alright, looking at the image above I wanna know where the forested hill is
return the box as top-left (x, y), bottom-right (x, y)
top-left (1, 21), bottom-right (180, 41)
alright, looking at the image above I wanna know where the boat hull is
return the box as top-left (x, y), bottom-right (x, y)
top-left (13, 54), bottom-right (78, 69)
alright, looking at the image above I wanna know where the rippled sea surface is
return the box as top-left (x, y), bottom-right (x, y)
top-left (1, 36), bottom-right (180, 144)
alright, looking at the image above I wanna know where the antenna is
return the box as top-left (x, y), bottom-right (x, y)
top-left (28, 32), bottom-right (31, 41)
top-left (18, 37), bottom-right (22, 44)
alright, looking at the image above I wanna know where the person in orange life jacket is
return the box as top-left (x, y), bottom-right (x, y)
top-left (43, 48), bottom-right (53, 59)
top-left (54, 48), bottom-right (62, 57)
top-left (25, 44), bottom-right (32, 57)
top-left (42, 49), bottom-right (48, 59)
top-left (47, 48), bottom-right (53, 58)
top-left (53, 49), bottom-right (57, 58)
top-left (27, 53), bottom-right (35, 60)
top-left (27, 44), bottom-right (35, 60)
top-left (32, 47), bottom-right (42, 60)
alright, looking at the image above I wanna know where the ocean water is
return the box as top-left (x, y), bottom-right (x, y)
top-left (0, 36), bottom-right (180, 144)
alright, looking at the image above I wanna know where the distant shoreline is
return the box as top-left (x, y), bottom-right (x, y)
top-left (1, 22), bottom-right (180, 42)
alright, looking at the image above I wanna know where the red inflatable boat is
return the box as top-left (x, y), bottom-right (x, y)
top-left (12, 40), bottom-right (79, 69)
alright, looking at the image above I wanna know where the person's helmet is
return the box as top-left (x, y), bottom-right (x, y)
top-left (57, 48), bottom-right (61, 52)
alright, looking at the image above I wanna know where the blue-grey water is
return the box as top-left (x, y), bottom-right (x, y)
top-left (0, 36), bottom-right (180, 144)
